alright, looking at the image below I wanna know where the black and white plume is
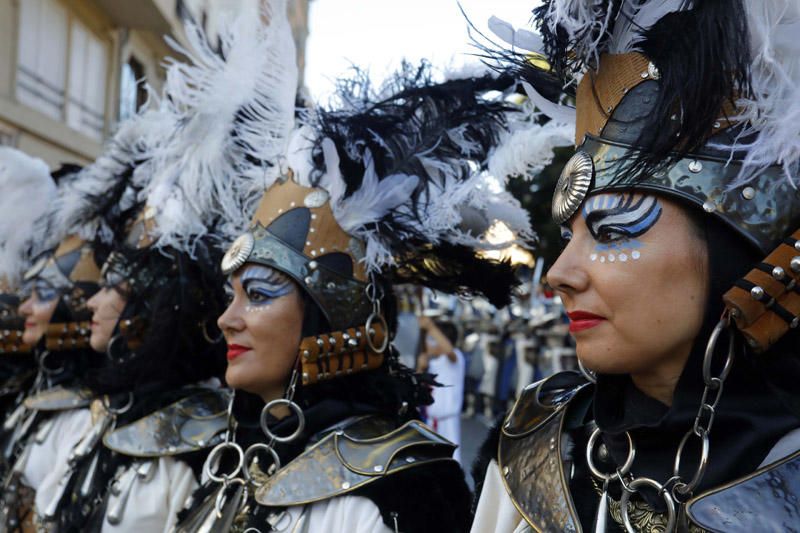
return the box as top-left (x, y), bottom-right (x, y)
top-left (143, 0), bottom-right (298, 255)
top-left (286, 62), bottom-right (532, 299)
top-left (490, 0), bottom-right (800, 185)
top-left (0, 148), bottom-right (56, 287)
top-left (41, 106), bottom-right (171, 253)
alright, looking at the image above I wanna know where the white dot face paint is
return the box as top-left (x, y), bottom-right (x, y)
top-left (619, 253), bottom-right (628, 262)
top-left (590, 253), bottom-right (598, 262)
top-left (608, 254), bottom-right (616, 262)
top-left (600, 256), bottom-right (606, 263)
top-left (632, 251), bottom-right (641, 260)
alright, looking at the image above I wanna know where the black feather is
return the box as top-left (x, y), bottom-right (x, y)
top-left (623, 0), bottom-right (752, 181)
top-left (309, 61), bottom-right (520, 306)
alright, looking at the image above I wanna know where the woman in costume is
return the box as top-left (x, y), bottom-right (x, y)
top-left (165, 4), bottom-right (533, 532)
top-left (0, 148), bottom-right (57, 417)
top-left (472, 2), bottom-right (800, 532)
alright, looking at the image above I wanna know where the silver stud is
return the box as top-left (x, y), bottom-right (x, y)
top-left (304, 276), bottom-right (312, 284)
top-left (341, 482), bottom-right (351, 489)
top-left (640, 71), bottom-right (649, 79)
top-left (688, 160), bottom-right (703, 173)
top-left (308, 261), bottom-right (318, 270)
top-left (373, 465), bottom-right (384, 473)
top-left (702, 201), bottom-right (715, 213)
top-left (302, 349), bottom-right (311, 360)
top-left (748, 338), bottom-right (759, 348)
top-left (794, 241), bottom-right (800, 252)
top-left (792, 257), bottom-right (800, 273)
top-left (792, 318), bottom-right (800, 329)
top-left (773, 266), bottom-right (786, 280)
top-left (741, 187), bottom-right (755, 200)
top-left (622, 87), bottom-right (628, 94)
top-left (327, 282), bottom-right (335, 290)
top-left (503, 466), bottom-right (510, 476)
top-left (197, 440), bottom-right (205, 446)
top-left (319, 247), bottom-right (326, 253)
top-left (405, 456), bottom-right (415, 463)
top-left (730, 308), bottom-right (742, 319)
top-left (305, 241), bottom-right (311, 246)
top-left (310, 250), bottom-right (317, 256)
top-left (348, 338), bottom-right (358, 348)
top-left (647, 62), bottom-right (660, 79)
top-left (751, 286), bottom-right (765, 300)
top-left (713, 121), bottom-right (721, 129)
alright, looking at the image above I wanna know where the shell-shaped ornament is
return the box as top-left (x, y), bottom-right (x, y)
top-left (552, 151), bottom-right (595, 224)
top-left (221, 232), bottom-right (255, 276)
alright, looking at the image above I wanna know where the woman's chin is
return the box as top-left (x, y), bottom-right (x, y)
top-left (22, 330), bottom-right (41, 346)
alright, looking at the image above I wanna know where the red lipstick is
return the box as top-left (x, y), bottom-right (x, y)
top-left (226, 343), bottom-right (250, 361)
top-left (567, 311), bottom-right (606, 333)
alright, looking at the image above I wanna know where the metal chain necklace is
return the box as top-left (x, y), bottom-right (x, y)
top-left (584, 316), bottom-right (737, 533)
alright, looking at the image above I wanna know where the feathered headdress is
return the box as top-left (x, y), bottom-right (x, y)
top-left (287, 62), bottom-right (530, 296)
top-left (486, 0), bottom-right (800, 254)
top-left (141, 0), bottom-right (298, 256)
top-left (0, 148), bottom-right (56, 288)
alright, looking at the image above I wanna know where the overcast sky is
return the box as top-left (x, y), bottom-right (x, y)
top-left (305, 0), bottom-right (539, 100)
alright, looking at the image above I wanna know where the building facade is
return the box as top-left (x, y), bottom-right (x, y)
top-left (0, 0), bottom-right (308, 167)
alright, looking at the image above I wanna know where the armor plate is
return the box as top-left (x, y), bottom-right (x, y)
top-left (23, 386), bottom-right (93, 411)
top-left (103, 388), bottom-right (230, 457)
top-left (256, 417), bottom-right (457, 507)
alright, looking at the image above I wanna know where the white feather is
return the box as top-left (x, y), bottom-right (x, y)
top-left (488, 15), bottom-right (544, 53)
top-left (0, 148), bottom-right (55, 286)
top-left (521, 81), bottom-right (576, 125)
top-left (145, 0), bottom-right (298, 253)
top-left (727, 0), bottom-right (800, 186)
top-left (489, 117), bottom-right (574, 181)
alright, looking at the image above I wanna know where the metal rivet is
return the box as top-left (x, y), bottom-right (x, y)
top-left (622, 87), bottom-right (628, 94)
top-left (327, 282), bottom-right (335, 290)
top-left (748, 338), bottom-right (759, 348)
top-left (319, 247), bottom-right (326, 253)
top-left (502, 466), bottom-right (510, 476)
top-left (598, 443), bottom-right (609, 461)
top-left (647, 62), bottom-right (660, 79)
top-left (304, 276), bottom-right (312, 284)
top-left (741, 187), bottom-right (755, 200)
top-left (640, 71), bottom-right (649, 79)
top-left (606, 106), bottom-right (612, 113)
top-left (713, 121), bottom-right (721, 129)
top-left (751, 286), bottom-right (765, 300)
top-left (305, 241), bottom-right (311, 246)
top-left (302, 349), bottom-right (310, 359)
top-left (688, 160), bottom-right (703, 173)
top-left (792, 318), bottom-right (800, 329)
top-left (405, 456), bottom-right (415, 463)
top-left (308, 261), bottom-right (318, 270)
top-left (730, 308), bottom-right (742, 319)
top-left (792, 257), bottom-right (800, 273)
top-left (772, 266), bottom-right (786, 280)
top-left (702, 201), bottom-right (715, 213)
top-left (341, 482), bottom-right (351, 489)
top-left (373, 465), bottom-right (384, 473)
top-left (310, 250), bottom-right (317, 256)
top-left (794, 241), bottom-right (800, 252)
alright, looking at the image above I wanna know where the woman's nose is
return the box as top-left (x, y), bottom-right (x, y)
top-left (545, 240), bottom-right (590, 297)
top-left (217, 300), bottom-right (245, 334)
top-left (18, 296), bottom-right (34, 317)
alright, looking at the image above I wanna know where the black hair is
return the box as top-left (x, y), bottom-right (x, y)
top-left (434, 320), bottom-right (459, 347)
top-left (85, 245), bottom-right (227, 396)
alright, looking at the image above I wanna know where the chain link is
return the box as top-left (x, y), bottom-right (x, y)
top-left (589, 317), bottom-right (737, 530)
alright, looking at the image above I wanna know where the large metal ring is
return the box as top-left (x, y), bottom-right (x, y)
top-left (260, 399), bottom-right (305, 443)
top-left (204, 441), bottom-right (244, 483)
top-left (702, 319), bottom-right (735, 388)
top-left (39, 350), bottom-right (65, 376)
top-left (620, 477), bottom-right (676, 533)
top-left (243, 443), bottom-right (281, 485)
top-left (365, 313), bottom-right (389, 354)
top-left (586, 428), bottom-right (635, 481)
top-left (105, 334), bottom-right (126, 361)
top-left (201, 320), bottom-right (224, 344)
top-left (102, 392), bottom-right (134, 415)
top-left (214, 478), bottom-right (247, 519)
top-left (577, 357), bottom-right (596, 383)
top-left (672, 428), bottom-right (709, 496)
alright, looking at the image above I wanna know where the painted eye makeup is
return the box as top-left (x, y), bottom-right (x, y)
top-left (33, 280), bottom-right (60, 303)
top-left (240, 265), bottom-right (294, 306)
top-left (583, 194), bottom-right (662, 244)
top-left (559, 225), bottom-right (573, 246)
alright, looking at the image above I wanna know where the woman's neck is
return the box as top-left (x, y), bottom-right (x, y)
top-left (630, 347), bottom-right (691, 406)
top-left (259, 386), bottom-right (291, 419)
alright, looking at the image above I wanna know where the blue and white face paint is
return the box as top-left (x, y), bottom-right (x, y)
top-left (580, 193), bottom-right (662, 263)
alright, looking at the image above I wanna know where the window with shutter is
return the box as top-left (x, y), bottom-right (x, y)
top-left (66, 19), bottom-right (108, 141)
top-left (16, 0), bottom-right (68, 121)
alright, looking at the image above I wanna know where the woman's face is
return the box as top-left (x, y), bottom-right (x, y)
top-left (19, 280), bottom-right (60, 345)
top-left (547, 192), bottom-right (708, 380)
top-left (87, 286), bottom-right (129, 352)
top-left (217, 264), bottom-right (304, 400)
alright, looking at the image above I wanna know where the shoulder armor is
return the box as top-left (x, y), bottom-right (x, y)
top-left (103, 388), bottom-right (230, 457)
top-left (502, 371), bottom-right (589, 438)
top-left (24, 386), bottom-right (93, 411)
top-left (498, 371), bottom-right (589, 533)
top-left (255, 417), bottom-right (456, 507)
top-left (687, 448), bottom-right (800, 531)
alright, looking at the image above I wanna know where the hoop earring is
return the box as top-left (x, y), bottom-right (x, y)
top-left (201, 320), bottom-right (224, 344)
top-left (106, 334), bottom-right (127, 361)
top-left (39, 350), bottom-right (65, 376)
